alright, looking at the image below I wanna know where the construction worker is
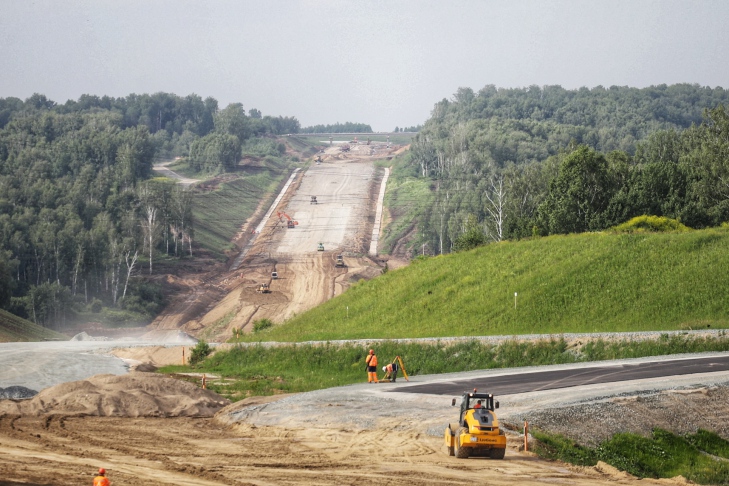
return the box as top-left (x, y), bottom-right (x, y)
top-left (474, 400), bottom-right (482, 409)
top-left (382, 360), bottom-right (399, 382)
top-left (93, 468), bottom-right (110, 486)
top-left (365, 349), bottom-right (378, 383)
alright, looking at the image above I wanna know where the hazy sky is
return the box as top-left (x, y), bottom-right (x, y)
top-left (1, 0), bottom-right (728, 131)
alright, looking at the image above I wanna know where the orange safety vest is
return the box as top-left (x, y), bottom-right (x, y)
top-left (94, 476), bottom-right (110, 486)
top-left (366, 354), bottom-right (378, 367)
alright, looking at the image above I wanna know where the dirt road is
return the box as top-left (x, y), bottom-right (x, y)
top-left (175, 149), bottom-right (387, 339)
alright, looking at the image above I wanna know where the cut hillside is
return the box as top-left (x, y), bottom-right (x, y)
top-left (248, 227), bottom-right (729, 341)
top-left (0, 309), bottom-right (68, 342)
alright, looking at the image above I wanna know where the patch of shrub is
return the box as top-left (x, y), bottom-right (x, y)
top-left (189, 340), bottom-right (212, 366)
top-left (612, 215), bottom-right (691, 233)
top-left (253, 318), bottom-right (273, 333)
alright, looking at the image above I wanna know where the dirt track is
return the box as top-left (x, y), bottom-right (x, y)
top-left (171, 144), bottom-right (391, 339)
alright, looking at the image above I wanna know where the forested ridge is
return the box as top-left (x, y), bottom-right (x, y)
top-left (0, 92), bottom-right (300, 330)
top-left (394, 83), bottom-right (729, 254)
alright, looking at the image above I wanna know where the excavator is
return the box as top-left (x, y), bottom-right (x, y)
top-left (277, 211), bottom-right (298, 228)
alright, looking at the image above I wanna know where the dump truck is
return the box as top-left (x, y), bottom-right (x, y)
top-left (444, 391), bottom-right (506, 459)
top-left (335, 255), bottom-right (344, 267)
top-left (256, 283), bottom-right (271, 294)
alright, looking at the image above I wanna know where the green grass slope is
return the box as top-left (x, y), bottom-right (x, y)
top-left (0, 309), bottom-right (68, 342)
top-left (251, 227), bottom-right (729, 341)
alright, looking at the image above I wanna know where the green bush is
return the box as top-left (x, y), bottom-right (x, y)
top-left (253, 318), bottom-right (273, 333)
top-left (612, 215), bottom-right (691, 233)
top-left (189, 340), bottom-right (212, 366)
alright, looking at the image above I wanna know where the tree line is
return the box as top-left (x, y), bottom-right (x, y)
top-left (300, 121), bottom-right (373, 133)
top-left (0, 92), bottom-right (298, 328)
top-left (401, 84), bottom-right (729, 253)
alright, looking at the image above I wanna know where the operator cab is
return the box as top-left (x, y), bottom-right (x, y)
top-left (451, 391), bottom-right (499, 425)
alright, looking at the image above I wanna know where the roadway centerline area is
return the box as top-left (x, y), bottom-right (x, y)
top-left (389, 354), bottom-right (729, 396)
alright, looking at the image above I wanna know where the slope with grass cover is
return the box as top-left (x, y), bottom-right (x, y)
top-left (0, 309), bottom-right (68, 342)
top-left (250, 227), bottom-right (729, 341)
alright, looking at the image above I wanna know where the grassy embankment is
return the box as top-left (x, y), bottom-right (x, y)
top-left (190, 142), bottom-right (304, 259)
top-left (249, 227), bottom-right (729, 341)
top-left (0, 309), bottom-right (67, 342)
top-left (534, 428), bottom-right (729, 485)
top-left (163, 226), bottom-right (729, 398)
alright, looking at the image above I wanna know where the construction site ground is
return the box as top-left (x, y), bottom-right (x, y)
top-left (148, 141), bottom-right (396, 341)
top-left (3, 347), bottom-right (725, 485)
top-left (2, 142), bottom-right (725, 485)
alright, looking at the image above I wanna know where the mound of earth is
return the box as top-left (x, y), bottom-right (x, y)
top-left (0, 373), bottom-right (229, 417)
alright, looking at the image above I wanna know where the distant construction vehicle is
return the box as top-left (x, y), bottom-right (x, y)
top-left (444, 391), bottom-right (506, 459)
top-left (340, 143), bottom-right (350, 152)
top-left (277, 211), bottom-right (298, 228)
top-left (317, 243), bottom-right (324, 251)
top-left (335, 255), bottom-right (344, 267)
top-left (310, 196), bottom-right (317, 204)
top-left (256, 283), bottom-right (271, 294)
top-left (271, 271), bottom-right (278, 279)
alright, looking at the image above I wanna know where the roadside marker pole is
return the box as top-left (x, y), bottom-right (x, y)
top-left (202, 374), bottom-right (207, 389)
top-left (182, 348), bottom-right (185, 365)
top-left (524, 421), bottom-right (529, 452)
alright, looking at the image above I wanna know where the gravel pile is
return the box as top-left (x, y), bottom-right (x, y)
top-left (0, 386), bottom-right (38, 399)
top-left (507, 380), bottom-right (729, 446)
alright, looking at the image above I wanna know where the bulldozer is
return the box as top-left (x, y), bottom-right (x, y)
top-left (256, 283), bottom-right (271, 294)
top-left (444, 391), bottom-right (506, 459)
top-left (335, 255), bottom-right (344, 267)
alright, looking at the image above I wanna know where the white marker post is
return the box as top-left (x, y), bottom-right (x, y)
top-left (514, 292), bottom-right (518, 309)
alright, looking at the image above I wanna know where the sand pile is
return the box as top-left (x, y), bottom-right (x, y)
top-left (0, 373), bottom-right (229, 417)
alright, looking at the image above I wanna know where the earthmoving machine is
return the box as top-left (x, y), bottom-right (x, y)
top-left (277, 211), bottom-right (298, 228)
top-left (256, 283), bottom-right (271, 294)
top-left (335, 255), bottom-right (344, 267)
top-left (444, 390), bottom-right (506, 459)
top-left (317, 243), bottom-right (324, 251)
top-left (340, 143), bottom-right (350, 152)
top-left (271, 271), bottom-right (278, 279)
top-left (310, 196), bottom-right (317, 204)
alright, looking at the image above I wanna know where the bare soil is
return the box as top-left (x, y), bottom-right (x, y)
top-left (0, 366), bottom-right (703, 485)
top-left (144, 141), bottom-right (404, 342)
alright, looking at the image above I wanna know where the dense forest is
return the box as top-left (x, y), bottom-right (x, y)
top-left (0, 92), bottom-right (299, 328)
top-left (399, 84), bottom-right (729, 253)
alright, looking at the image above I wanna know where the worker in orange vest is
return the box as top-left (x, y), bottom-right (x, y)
top-left (94, 467), bottom-right (110, 486)
top-left (365, 349), bottom-right (378, 383)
